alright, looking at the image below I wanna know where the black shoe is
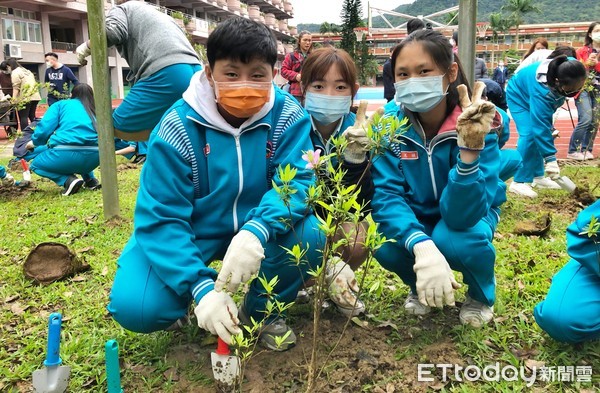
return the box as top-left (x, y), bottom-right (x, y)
top-left (62, 176), bottom-right (84, 196)
top-left (132, 154), bottom-right (146, 165)
top-left (84, 178), bottom-right (102, 191)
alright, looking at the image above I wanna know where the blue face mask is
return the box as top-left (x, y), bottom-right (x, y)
top-left (394, 74), bottom-right (448, 113)
top-left (304, 91), bottom-right (352, 125)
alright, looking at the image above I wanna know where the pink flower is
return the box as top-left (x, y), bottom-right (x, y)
top-left (302, 149), bottom-right (321, 170)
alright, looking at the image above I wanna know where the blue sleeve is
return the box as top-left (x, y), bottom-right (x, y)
top-left (133, 116), bottom-right (216, 304)
top-left (497, 108), bottom-right (510, 148)
top-left (566, 200), bottom-right (600, 277)
top-left (371, 143), bottom-right (430, 254)
top-left (529, 87), bottom-right (560, 162)
top-left (31, 102), bottom-right (61, 146)
top-left (439, 132), bottom-right (500, 230)
top-left (242, 106), bottom-right (315, 246)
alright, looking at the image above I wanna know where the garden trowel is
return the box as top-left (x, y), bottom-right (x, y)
top-left (33, 313), bottom-right (70, 393)
top-left (211, 337), bottom-right (240, 387)
top-left (105, 340), bottom-right (124, 393)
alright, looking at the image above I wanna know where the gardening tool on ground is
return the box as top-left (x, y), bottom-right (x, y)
top-left (211, 337), bottom-right (240, 388)
top-left (555, 176), bottom-right (577, 193)
top-left (33, 313), bottom-right (71, 393)
top-left (105, 340), bottom-right (124, 393)
top-left (24, 242), bottom-right (90, 285)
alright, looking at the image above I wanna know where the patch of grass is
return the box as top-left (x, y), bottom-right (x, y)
top-left (0, 163), bottom-right (599, 392)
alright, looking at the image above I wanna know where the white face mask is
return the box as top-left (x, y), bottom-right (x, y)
top-left (394, 74), bottom-right (448, 113)
top-left (499, 63), bottom-right (504, 67)
top-left (46, 62), bottom-right (52, 68)
top-left (591, 32), bottom-right (600, 43)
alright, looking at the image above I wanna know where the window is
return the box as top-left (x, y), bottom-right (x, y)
top-left (0, 7), bottom-right (8, 15)
top-left (28, 22), bottom-right (41, 43)
top-left (14, 20), bottom-right (28, 41)
top-left (2, 18), bottom-right (14, 40)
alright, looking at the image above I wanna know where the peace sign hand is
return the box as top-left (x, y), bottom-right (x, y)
top-left (456, 81), bottom-right (496, 151)
top-left (343, 101), bottom-right (371, 164)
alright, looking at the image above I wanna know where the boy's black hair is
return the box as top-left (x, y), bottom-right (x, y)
top-left (547, 46), bottom-right (576, 59)
top-left (207, 17), bottom-right (277, 69)
top-left (44, 52), bottom-right (59, 60)
top-left (0, 58), bottom-right (21, 71)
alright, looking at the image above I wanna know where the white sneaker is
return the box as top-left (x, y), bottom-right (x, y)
top-left (567, 152), bottom-right (585, 161)
top-left (459, 295), bottom-right (494, 328)
top-left (508, 182), bottom-right (538, 198)
top-left (532, 176), bottom-right (561, 190)
top-left (404, 292), bottom-right (431, 315)
top-left (583, 152), bottom-right (595, 160)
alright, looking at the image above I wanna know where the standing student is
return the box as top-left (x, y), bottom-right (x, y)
top-left (523, 37), bottom-right (549, 60)
top-left (534, 199), bottom-right (600, 343)
top-left (371, 30), bottom-right (506, 328)
top-left (567, 22), bottom-right (600, 160)
top-left (0, 59), bottom-right (41, 131)
top-left (44, 52), bottom-right (79, 106)
top-left (76, 0), bottom-right (201, 141)
top-left (506, 56), bottom-right (587, 198)
top-left (27, 84), bottom-right (101, 196)
top-left (301, 47), bottom-right (373, 317)
top-left (492, 60), bottom-right (509, 89)
top-left (108, 17), bottom-right (323, 352)
top-left (280, 30), bottom-right (312, 103)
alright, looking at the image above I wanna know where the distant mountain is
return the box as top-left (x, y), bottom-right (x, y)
top-left (297, 23), bottom-right (321, 33)
top-left (370, 0), bottom-right (600, 28)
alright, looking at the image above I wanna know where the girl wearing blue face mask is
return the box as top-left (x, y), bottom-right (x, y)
top-left (300, 47), bottom-right (373, 317)
top-left (506, 56), bottom-right (587, 198)
top-left (371, 29), bottom-right (508, 328)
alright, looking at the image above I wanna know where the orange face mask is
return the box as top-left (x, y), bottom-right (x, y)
top-left (213, 80), bottom-right (272, 119)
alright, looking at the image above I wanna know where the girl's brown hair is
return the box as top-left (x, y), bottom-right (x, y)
top-left (523, 37), bottom-right (549, 59)
top-left (300, 47), bottom-right (358, 98)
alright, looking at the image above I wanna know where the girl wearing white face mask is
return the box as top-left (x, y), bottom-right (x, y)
top-left (371, 29), bottom-right (509, 328)
top-left (567, 21), bottom-right (600, 161)
top-left (299, 47), bottom-right (372, 317)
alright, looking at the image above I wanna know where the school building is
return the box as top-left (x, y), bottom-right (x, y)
top-left (0, 0), bottom-right (297, 101)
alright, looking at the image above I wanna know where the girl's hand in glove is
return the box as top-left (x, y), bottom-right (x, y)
top-left (456, 81), bottom-right (496, 151)
top-left (413, 240), bottom-right (461, 308)
top-left (325, 257), bottom-right (360, 309)
top-left (194, 290), bottom-right (242, 344)
top-left (215, 230), bottom-right (265, 293)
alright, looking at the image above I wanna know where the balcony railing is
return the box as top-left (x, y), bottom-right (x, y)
top-left (51, 41), bottom-right (78, 52)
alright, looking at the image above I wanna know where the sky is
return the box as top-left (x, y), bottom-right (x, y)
top-left (290, 0), bottom-right (416, 26)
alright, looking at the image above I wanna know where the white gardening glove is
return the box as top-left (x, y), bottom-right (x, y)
top-left (343, 101), bottom-right (370, 164)
top-left (215, 230), bottom-right (265, 293)
top-left (456, 81), bottom-right (496, 150)
top-left (325, 257), bottom-right (360, 309)
top-left (1, 173), bottom-right (14, 186)
top-left (76, 42), bottom-right (91, 66)
top-left (25, 141), bottom-right (35, 151)
top-left (544, 160), bottom-right (560, 180)
top-left (194, 290), bottom-right (242, 344)
top-left (412, 240), bottom-right (461, 308)
top-left (0, 94), bottom-right (10, 102)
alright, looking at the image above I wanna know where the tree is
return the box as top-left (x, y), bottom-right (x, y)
top-left (319, 22), bottom-right (341, 35)
top-left (339, 0), bottom-right (363, 59)
top-left (444, 11), bottom-right (459, 26)
top-left (501, 0), bottom-right (540, 49)
top-left (489, 12), bottom-right (512, 44)
top-left (356, 35), bottom-right (379, 85)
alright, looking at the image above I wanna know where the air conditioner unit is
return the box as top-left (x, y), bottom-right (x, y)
top-left (4, 44), bottom-right (22, 59)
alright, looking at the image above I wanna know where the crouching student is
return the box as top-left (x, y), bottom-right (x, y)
top-left (108, 18), bottom-right (326, 351)
top-left (534, 200), bottom-right (600, 343)
top-left (371, 30), bottom-right (504, 328)
top-left (300, 47), bottom-right (374, 317)
top-left (27, 84), bottom-right (101, 196)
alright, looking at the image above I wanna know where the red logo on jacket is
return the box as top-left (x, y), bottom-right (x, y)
top-left (401, 151), bottom-right (418, 160)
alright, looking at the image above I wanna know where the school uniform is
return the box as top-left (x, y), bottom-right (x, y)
top-left (108, 72), bottom-right (323, 332)
top-left (534, 200), bottom-right (600, 343)
top-left (506, 61), bottom-right (563, 184)
top-left (29, 99), bottom-right (99, 186)
top-left (496, 107), bottom-right (522, 182)
top-left (371, 101), bottom-right (506, 307)
top-left (309, 113), bottom-right (374, 214)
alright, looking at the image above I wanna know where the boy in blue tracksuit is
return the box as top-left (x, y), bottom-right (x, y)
top-left (371, 30), bottom-right (504, 328)
top-left (28, 83), bottom-right (101, 196)
top-left (44, 52), bottom-right (79, 106)
top-left (534, 200), bottom-right (600, 343)
top-left (108, 17), bottom-right (322, 351)
top-left (506, 56), bottom-right (587, 198)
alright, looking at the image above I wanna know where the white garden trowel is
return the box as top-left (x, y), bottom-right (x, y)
top-left (33, 313), bottom-right (71, 393)
top-left (211, 337), bottom-right (240, 389)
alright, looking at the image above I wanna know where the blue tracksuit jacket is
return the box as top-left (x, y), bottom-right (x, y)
top-left (505, 61), bottom-right (565, 162)
top-left (31, 99), bottom-right (97, 147)
top-left (129, 80), bottom-right (314, 304)
top-left (371, 101), bottom-right (503, 254)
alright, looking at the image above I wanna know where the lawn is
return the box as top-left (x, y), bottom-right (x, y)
top-left (0, 160), bottom-right (599, 392)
